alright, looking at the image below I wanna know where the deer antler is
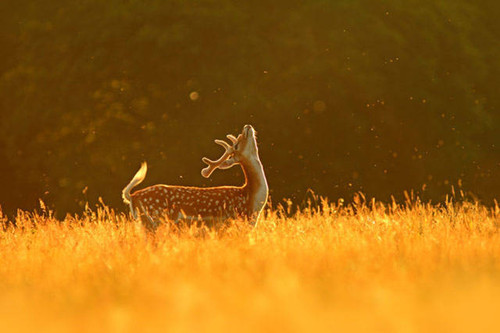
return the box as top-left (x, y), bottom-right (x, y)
top-left (226, 134), bottom-right (238, 144)
top-left (201, 139), bottom-right (234, 178)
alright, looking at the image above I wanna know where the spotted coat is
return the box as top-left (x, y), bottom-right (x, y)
top-left (131, 185), bottom-right (249, 221)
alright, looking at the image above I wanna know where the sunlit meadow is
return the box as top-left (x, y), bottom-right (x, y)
top-left (0, 194), bottom-right (499, 333)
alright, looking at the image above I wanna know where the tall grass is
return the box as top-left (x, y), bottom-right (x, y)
top-left (0, 196), bottom-right (499, 332)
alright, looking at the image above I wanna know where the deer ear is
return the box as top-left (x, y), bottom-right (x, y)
top-left (218, 157), bottom-right (238, 169)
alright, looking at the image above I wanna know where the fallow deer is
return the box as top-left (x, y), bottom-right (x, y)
top-left (122, 125), bottom-right (268, 229)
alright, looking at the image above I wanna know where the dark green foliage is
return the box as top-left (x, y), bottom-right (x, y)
top-left (0, 0), bottom-right (498, 215)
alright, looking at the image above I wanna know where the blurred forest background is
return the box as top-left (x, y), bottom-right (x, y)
top-left (0, 0), bottom-right (498, 216)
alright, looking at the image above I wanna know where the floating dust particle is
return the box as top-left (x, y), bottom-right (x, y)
top-left (189, 91), bottom-right (199, 101)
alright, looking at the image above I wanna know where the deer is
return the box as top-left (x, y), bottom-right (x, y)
top-left (122, 125), bottom-right (268, 230)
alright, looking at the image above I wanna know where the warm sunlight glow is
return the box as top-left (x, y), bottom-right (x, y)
top-left (0, 199), bottom-right (499, 332)
top-left (1, 1), bottom-right (498, 332)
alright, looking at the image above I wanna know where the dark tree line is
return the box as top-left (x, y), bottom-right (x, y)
top-left (0, 0), bottom-right (498, 216)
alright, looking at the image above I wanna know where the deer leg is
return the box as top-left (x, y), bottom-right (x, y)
top-left (139, 201), bottom-right (159, 232)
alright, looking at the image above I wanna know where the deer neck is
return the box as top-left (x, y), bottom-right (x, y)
top-left (240, 155), bottom-right (268, 215)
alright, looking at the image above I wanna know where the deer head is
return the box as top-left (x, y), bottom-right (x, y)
top-left (201, 125), bottom-right (259, 178)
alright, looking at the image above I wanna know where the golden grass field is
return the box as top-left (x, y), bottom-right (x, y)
top-left (0, 195), bottom-right (499, 333)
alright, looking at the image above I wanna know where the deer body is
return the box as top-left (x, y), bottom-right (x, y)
top-left (122, 125), bottom-right (268, 228)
